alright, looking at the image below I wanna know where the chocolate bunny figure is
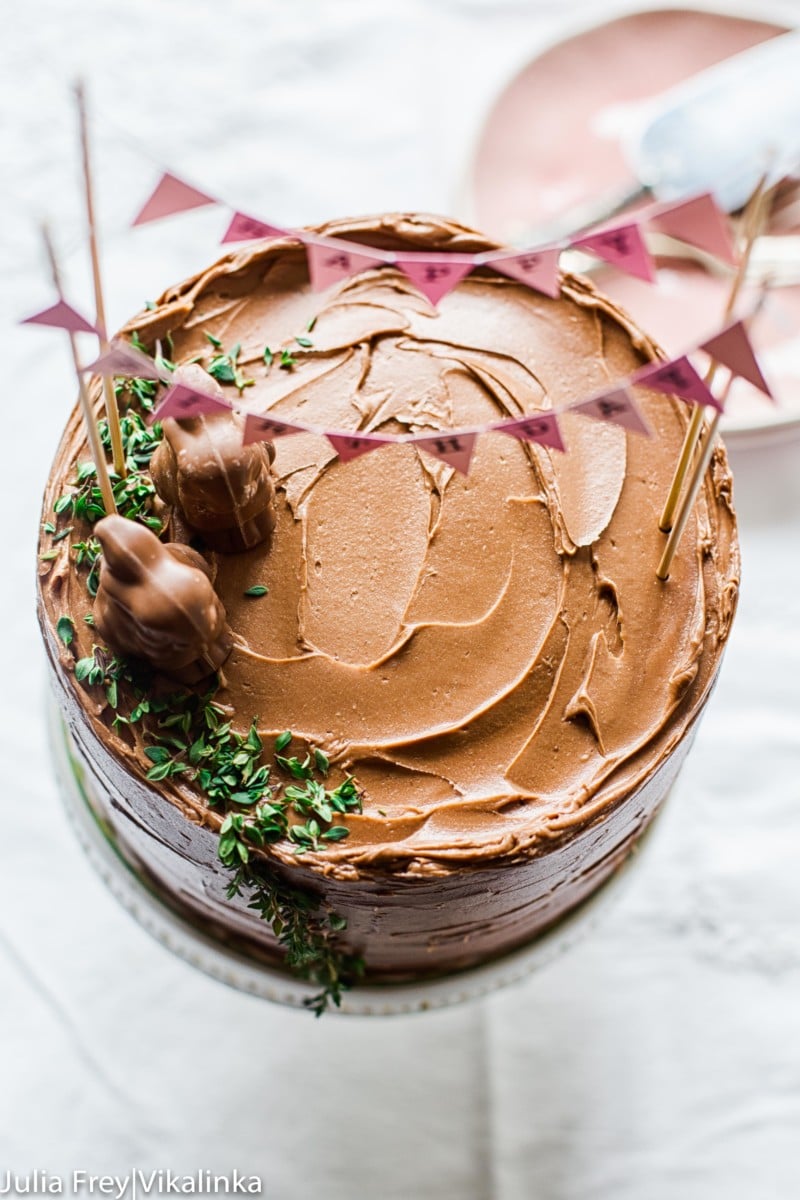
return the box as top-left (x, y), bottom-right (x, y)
top-left (93, 515), bottom-right (232, 684)
top-left (151, 364), bottom-right (276, 554)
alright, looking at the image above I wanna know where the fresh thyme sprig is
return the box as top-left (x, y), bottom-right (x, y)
top-left (76, 669), bottom-right (364, 1014)
top-left (204, 333), bottom-right (254, 393)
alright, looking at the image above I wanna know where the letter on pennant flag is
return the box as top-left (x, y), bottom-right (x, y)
top-left (132, 172), bottom-right (217, 226)
top-left (483, 246), bottom-right (561, 298)
top-left (83, 339), bottom-right (165, 381)
top-left (242, 413), bottom-right (306, 446)
top-left (571, 222), bottom-right (655, 283)
top-left (150, 384), bottom-right (233, 425)
top-left (221, 213), bottom-right (288, 244)
top-left (648, 193), bottom-right (736, 266)
top-left (496, 412), bottom-right (566, 453)
top-left (699, 320), bottom-right (772, 399)
top-left (633, 355), bottom-right (722, 411)
top-left (21, 300), bottom-right (98, 336)
top-left (395, 253), bottom-right (475, 304)
top-left (326, 432), bottom-right (395, 462)
top-left (411, 431), bottom-right (478, 475)
top-left (305, 241), bottom-right (387, 291)
top-left (570, 387), bottom-right (652, 436)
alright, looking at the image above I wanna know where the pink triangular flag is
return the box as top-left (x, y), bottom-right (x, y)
top-left (326, 431), bottom-right (396, 462)
top-left (132, 172), bottom-right (217, 226)
top-left (150, 383), bottom-right (233, 424)
top-left (242, 413), bottom-right (307, 445)
top-left (221, 212), bottom-right (288, 244)
top-left (571, 221), bottom-right (655, 283)
top-left (395, 253), bottom-right (475, 304)
top-left (411, 430), bottom-right (478, 475)
top-left (570, 387), bottom-right (652, 437)
top-left (21, 300), bottom-right (98, 336)
top-left (83, 339), bottom-right (165, 381)
top-left (305, 240), bottom-right (386, 291)
top-left (633, 356), bottom-right (722, 411)
top-left (649, 193), bottom-right (736, 266)
top-left (699, 320), bottom-right (772, 398)
top-left (482, 246), bottom-right (561, 298)
top-left (495, 412), bottom-right (565, 453)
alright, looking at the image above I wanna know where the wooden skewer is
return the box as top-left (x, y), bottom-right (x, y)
top-left (75, 80), bottom-right (127, 478)
top-left (658, 174), bottom-right (769, 533)
top-left (42, 224), bottom-right (117, 516)
top-left (656, 385), bottom-right (731, 581)
top-left (656, 188), bottom-right (774, 581)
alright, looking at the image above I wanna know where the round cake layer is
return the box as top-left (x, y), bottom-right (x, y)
top-left (38, 213), bottom-right (739, 980)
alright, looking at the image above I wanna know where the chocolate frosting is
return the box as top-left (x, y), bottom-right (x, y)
top-left (38, 214), bottom-right (739, 895)
top-left (151, 364), bottom-right (276, 553)
top-left (93, 515), bottom-right (232, 683)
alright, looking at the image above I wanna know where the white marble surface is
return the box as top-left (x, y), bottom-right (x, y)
top-left (2, 2), bottom-right (800, 1196)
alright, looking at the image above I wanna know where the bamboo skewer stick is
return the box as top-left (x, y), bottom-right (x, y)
top-left (658, 174), bottom-right (769, 533)
top-left (42, 225), bottom-right (117, 516)
top-left (75, 81), bottom-right (127, 478)
top-left (656, 186), bottom-right (774, 581)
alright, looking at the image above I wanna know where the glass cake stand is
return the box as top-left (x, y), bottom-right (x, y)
top-left (49, 701), bottom-right (656, 1016)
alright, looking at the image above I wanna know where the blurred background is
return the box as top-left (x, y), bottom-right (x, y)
top-left (2, 2), bottom-right (800, 1197)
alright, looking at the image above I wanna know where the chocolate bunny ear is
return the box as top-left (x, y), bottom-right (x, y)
top-left (94, 513), bottom-right (154, 583)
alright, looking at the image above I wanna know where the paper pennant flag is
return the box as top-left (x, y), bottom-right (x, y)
top-left (570, 387), bottom-right (652, 436)
top-left (83, 339), bottom-right (165, 381)
top-left (482, 246), bottom-right (561, 298)
top-left (571, 222), bottom-right (655, 283)
top-left (242, 413), bottom-right (307, 445)
top-left (648, 193), bottom-right (736, 266)
top-left (699, 320), bottom-right (772, 398)
top-left (305, 240), bottom-right (387, 291)
top-left (221, 212), bottom-right (289, 244)
top-left (132, 172), bottom-right (217, 226)
top-left (411, 430), bottom-right (477, 475)
top-left (495, 412), bottom-right (565, 453)
top-left (21, 300), bottom-right (98, 336)
top-left (326, 431), bottom-right (396, 462)
top-left (633, 355), bottom-right (722, 411)
top-left (151, 383), bottom-right (233, 424)
top-left (395, 253), bottom-right (475, 304)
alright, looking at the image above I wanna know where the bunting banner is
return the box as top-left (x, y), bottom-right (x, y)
top-left (699, 319), bottom-right (773, 398)
top-left (411, 431), bottom-right (478, 475)
top-left (479, 246), bottom-right (561, 298)
top-left (221, 212), bottom-right (290, 244)
top-left (495, 412), bottom-right (566, 453)
top-left (647, 192), bottom-right (736, 266)
top-left (125, 169), bottom-right (747, 305)
top-left (132, 172), bottom-right (217, 227)
top-left (83, 339), bottom-right (167, 381)
top-left (394, 252), bottom-right (477, 305)
top-left (242, 413), bottom-right (307, 445)
top-left (21, 300), bottom-right (98, 336)
top-left (571, 222), bottom-right (655, 283)
top-left (632, 356), bottom-right (722, 412)
top-left (306, 240), bottom-right (389, 292)
top-left (570, 387), bottom-right (653, 437)
top-left (24, 284), bottom-right (770, 472)
top-left (325, 431), bottom-right (396, 462)
top-left (150, 383), bottom-right (233, 424)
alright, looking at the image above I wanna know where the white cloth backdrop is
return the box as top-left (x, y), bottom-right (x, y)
top-left (2, 2), bottom-right (800, 1196)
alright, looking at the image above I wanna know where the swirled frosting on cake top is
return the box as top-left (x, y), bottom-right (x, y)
top-left (40, 214), bottom-right (739, 877)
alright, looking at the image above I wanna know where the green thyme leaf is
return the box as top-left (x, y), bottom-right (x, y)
top-left (275, 730), bottom-right (292, 753)
top-left (244, 585), bottom-right (269, 597)
top-left (56, 616), bottom-right (75, 647)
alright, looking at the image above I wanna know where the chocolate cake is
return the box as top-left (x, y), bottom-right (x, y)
top-left (37, 214), bottom-right (739, 1005)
